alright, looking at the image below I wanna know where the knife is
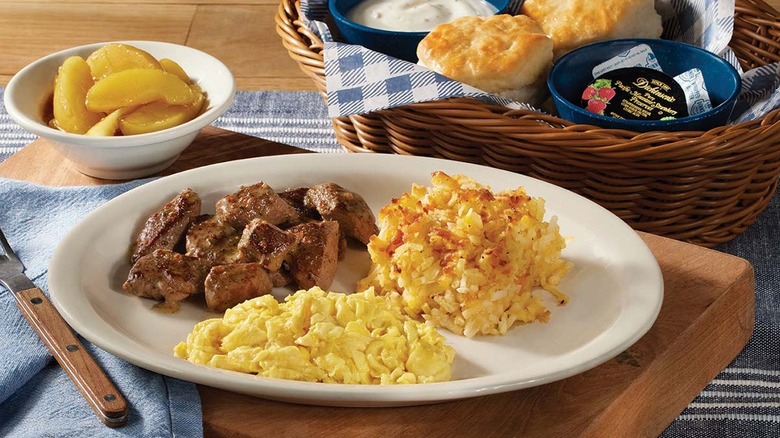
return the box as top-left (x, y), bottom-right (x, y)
top-left (0, 228), bottom-right (128, 427)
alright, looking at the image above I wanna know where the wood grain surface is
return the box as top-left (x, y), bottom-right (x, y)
top-left (198, 232), bottom-right (755, 438)
top-left (0, 1), bottom-right (768, 434)
top-left (1, 0), bottom-right (778, 90)
top-left (0, 127), bottom-right (756, 437)
top-left (0, 0), bottom-right (314, 91)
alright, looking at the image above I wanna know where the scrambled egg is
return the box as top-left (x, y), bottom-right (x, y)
top-left (174, 287), bottom-right (455, 384)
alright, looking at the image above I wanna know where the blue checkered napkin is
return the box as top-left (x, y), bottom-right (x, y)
top-left (732, 63), bottom-right (780, 124)
top-left (299, 0), bottom-right (333, 42)
top-left (303, 0), bottom-right (780, 124)
top-left (0, 178), bottom-right (203, 438)
top-left (661, 0), bottom-right (735, 60)
top-left (322, 43), bottom-right (529, 118)
top-left (302, 0), bottom-right (536, 119)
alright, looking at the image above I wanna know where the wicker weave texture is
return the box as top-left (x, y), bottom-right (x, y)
top-left (275, 0), bottom-right (780, 247)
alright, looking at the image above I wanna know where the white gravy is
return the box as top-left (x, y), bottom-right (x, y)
top-left (346, 0), bottom-right (498, 32)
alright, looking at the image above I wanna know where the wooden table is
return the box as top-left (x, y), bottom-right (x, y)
top-left (2, 0), bottom-right (778, 91)
top-left (0, 127), bottom-right (756, 437)
top-left (1, 1), bottom-right (771, 435)
top-left (0, 0), bottom-right (314, 91)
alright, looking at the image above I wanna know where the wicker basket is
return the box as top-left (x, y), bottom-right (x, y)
top-left (276, 0), bottom-right (780, 247)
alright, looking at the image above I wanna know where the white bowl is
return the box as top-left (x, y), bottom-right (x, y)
top-left (3, 41), bottom-right (236, 180)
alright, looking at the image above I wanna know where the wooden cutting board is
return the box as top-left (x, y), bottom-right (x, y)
top-left (0, 126), bottom-right (755, 437)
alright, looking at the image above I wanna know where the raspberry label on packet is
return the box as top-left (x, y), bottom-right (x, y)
top-left (590, 44), bottom-right (714, 118)
top-left (581, 67), bottom-right (689, 120)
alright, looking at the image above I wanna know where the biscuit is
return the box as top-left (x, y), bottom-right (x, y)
top-left (416, 14), bottom-right (554, 105)
top-left (521, 0), bottom-right (664, 60)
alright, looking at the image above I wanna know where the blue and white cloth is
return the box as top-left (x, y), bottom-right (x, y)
top-left (0, 89), bottom-right (338, 436)
top-left (302, 0), bottom-right (780, 123)
top-left (0, 89), bottom-right (339, 164)
top-left (1, 89), bottom-right (779, 436)
top-left (0, 177), bottom-right (204, 437)
top-left (211, 90), bottom-right (340, 153)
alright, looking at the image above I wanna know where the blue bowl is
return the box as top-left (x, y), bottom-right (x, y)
top-left (547, 39), bottom-right (742, 132)
top-left (328, 0), bottom-right (511, 62)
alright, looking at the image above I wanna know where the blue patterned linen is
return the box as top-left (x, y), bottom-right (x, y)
top-left (302, 0), bottom-right (780, 123)
top-left (0, 89), bottom-right (778, 436)
top-left (0, 177), bottom-right (203, 438)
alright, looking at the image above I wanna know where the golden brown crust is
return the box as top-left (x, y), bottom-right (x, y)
top-left (521, 0), bottom-right (663, 59)
top-left (416, 14), bottom-right (553, 97)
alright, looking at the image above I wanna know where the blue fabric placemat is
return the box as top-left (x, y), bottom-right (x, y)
top-left (0, 89), bottom-right (338, 436)
top-left (0, 178), bottom-right (204, 437)
top-left (1, 87), bottom-right (779, 436)
top-left (0, 88), bottom-right (339, 162)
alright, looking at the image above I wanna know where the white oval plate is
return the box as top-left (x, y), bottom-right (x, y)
top-left (48, 154), bottom-right (663, 407)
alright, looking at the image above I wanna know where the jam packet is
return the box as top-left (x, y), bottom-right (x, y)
top-left (673, 68), bottom-right (713, 115)
top-left (582, 67), bottom-right (688, 120)
top-left (591, 44), bottom-right (662, 78)
top-left (584, 44), bottom-right (712, 119)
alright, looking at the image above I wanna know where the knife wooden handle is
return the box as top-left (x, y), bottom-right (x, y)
top-left (14, 287), bottom-right (128, 427)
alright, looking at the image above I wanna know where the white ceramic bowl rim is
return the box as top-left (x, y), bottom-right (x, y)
top-left (3, 40), bottom-right (236, 149)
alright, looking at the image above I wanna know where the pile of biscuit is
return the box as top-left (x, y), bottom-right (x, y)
top-left (416, 0), bottom-right (664, 106)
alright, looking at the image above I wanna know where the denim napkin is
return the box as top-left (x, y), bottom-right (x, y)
top-left (0, 178), bottom-right (203, 437)
top-left (661, 185), bottom-right (780, 436)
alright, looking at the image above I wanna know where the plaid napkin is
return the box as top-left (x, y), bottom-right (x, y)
top-left (303, 0), bottom-right (780, 122)
top-left (0, 178), bottom-right (203, 437)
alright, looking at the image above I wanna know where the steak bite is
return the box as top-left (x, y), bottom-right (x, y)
top-left (123, 180), bottom-right (377, 314)
top-left (204, 263), bottom-right (273, 312)
top-left (215, 181), bottom-right (299, 229)
top-left (237, 218), bottom-right (301, 271)
top-left (287, 220), bottom-right (340, 290)
top-left (130, 188), bottom-right (201, 264)
top-left (278, 187), bottom-right (321, 222)
top-left (304, 182), bottom-right (378, 245)
top-left (269, 269), bottom-right (294, 288)
top-left (123, 249), bottom-right (211, 306)
top-left (185, 215), bottom-right (241, 265)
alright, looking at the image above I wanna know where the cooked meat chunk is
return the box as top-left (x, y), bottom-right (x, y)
top-left (185, 215), bottom-right (241, 265)
top-left (204, 263), bottom-right (273, 312)
top-left (123, 249), bottom-right (211, 305)
top-left (337, 233), bottom-right (347, 261)
top-left (278, 187), bottom-right (321, 222)
top-left (287, 220), bottom-right (340, 290)
top-left (237, 219), bottom-right (301, 271)
top-left (130, 188), bottom-right (201, 264)
top-left (269, 269), bottom-right (293, 288)
top-left (215, 182), bottom-right (299, 229)
top-left (304, 182), bottom-right (378, 244)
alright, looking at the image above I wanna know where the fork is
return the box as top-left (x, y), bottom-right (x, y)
top-left (0, 227), bottom-right (128, 427)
